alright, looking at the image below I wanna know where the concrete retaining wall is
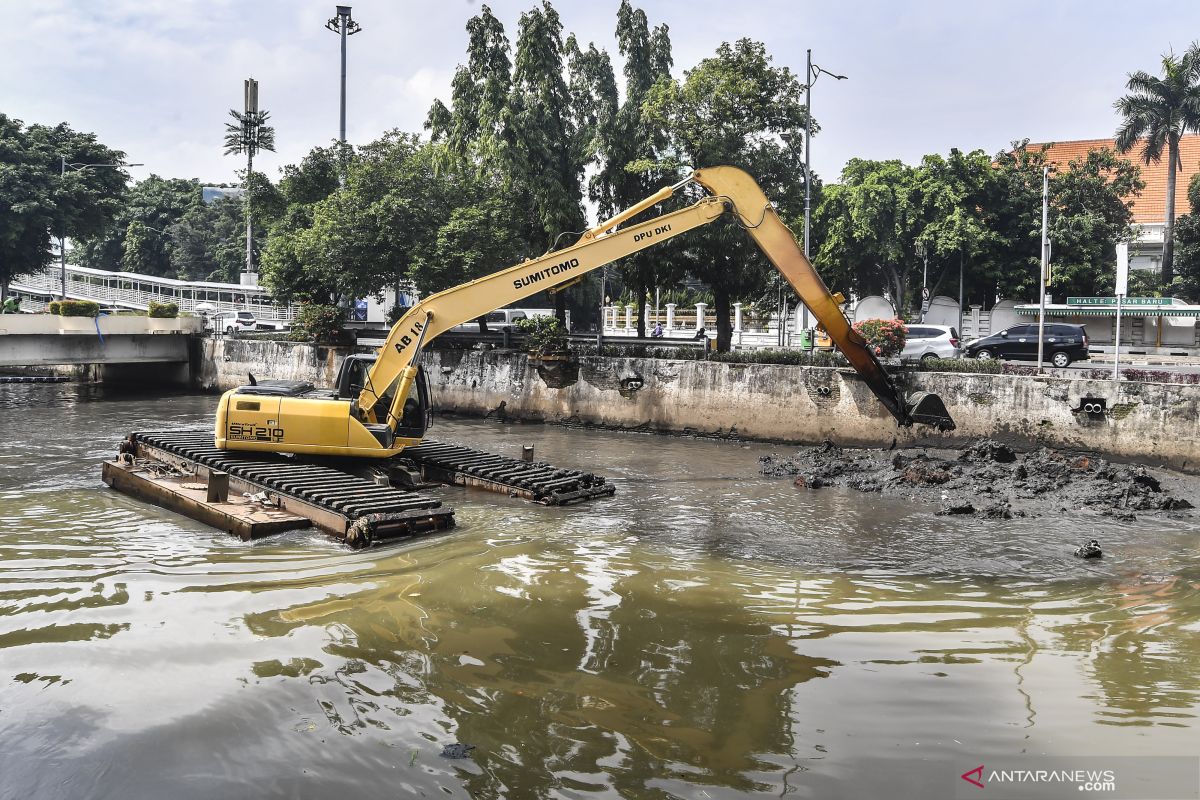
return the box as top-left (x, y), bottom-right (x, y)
top-left (198, 339), bottom-right (1200, 472)
top-left (197, 338), bottom-right (366, 391)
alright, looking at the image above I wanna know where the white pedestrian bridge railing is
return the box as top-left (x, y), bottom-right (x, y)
top-left (11, 265), bottom-right (297, 322)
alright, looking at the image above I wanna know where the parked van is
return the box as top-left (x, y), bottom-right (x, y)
top-left (451, 308), bottom-right (570, 333)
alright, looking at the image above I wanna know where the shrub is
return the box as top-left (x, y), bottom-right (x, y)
top-left (852, 318), bottom-right (907, 358)
top-left (709, 348), bottom-right (848, 367)
top-left (51, 300), bottom-right (100, 317)
top-left (1120, 368), bottom-right (1200, 385)
top-left (289, 304), bottom-right (344, 344)
top-left (913, 357), bottom-right (1002, 374)
top-left (517, 315), bottom-right (568, 356)
top-left (147, 301), bottom-right (179, 318)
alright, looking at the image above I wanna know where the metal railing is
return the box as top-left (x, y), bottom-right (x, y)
top-left (11, 265), bottom-right (297, 322)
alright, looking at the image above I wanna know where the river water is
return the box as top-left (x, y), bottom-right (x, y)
top-left (1, 384), bottom-right (1198, 799)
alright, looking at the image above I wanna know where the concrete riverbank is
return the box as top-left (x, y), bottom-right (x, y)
top-left (198, 338), bottom-right (1200, 473)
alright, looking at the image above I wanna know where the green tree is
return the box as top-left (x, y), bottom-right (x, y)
top-left (0, 114), bottom-right (127, 299)
top-left (73, 175), bottom-right (202, 277)
top-left (1114, 41), bottom-right (1200, 286)
top-left (815, 143), bottom-right (1142, 313)
top-left (170, 196), bottom-right (250, 282)
top-left (1170, 172), bottom-right (1200, 300)
top-left (426, 4), bottom-right (512, 168)
top-left (589, 0), bottom-right (682, 336)
top-left (984, 144), bottom-right (1142, 302)
top-left (643, 39), bottom-right (810, 350)
top-left (912, 149), bottom-right (997, 306)
top-left (258, 144), bottom-right (358, 303)
top-left (814, 158), bottom-right (923, 311)
top-left (427, 2), bottom-right (595, 327)
top-left (505, 1), bottom-right (586, 324)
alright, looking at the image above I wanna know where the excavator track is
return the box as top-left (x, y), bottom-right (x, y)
top-left (400, 441), bottom-right (616, 506)
top-left (130, 430), bottom-right (455, 546)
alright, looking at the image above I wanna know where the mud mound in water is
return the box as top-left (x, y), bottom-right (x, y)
top-left (759, 439), bottom-right (1194, 519)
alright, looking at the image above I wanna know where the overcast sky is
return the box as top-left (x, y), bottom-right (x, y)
top-left (4, 0), bottom-right (1199, 190)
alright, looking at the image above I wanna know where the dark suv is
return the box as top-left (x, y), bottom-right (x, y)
top-left (964, 323), bottom-right (1089, 367)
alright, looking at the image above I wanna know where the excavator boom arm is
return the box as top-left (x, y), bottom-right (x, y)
top-left (361, 166), bottom-right (953, 432)
top-left (360, 195), bottom-right (727, 419)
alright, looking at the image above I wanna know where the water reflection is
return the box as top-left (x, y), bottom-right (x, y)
top-left (0, 383), bottom-right (1198, 798)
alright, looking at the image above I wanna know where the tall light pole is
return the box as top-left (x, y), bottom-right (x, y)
top-left (1036, 165), bottom-right (1049, 373)
top-left (326, 5), bottom-right (362, 143)
top-left (802, 49), bottom-right (847, 334)
top-left (58, 158), bottom-right (141, 299)
top-left (804, 49), bottom-right (847, 259)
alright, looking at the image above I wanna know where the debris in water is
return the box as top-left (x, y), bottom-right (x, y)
top-left (761, 438), bottom-right (1194, 519)
top-left (440, 743), bottom-right (476, 759)
top-left (1075, 539), bottom-right (1103, 559)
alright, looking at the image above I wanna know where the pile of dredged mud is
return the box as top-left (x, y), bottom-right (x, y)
top-left (759, 439), bottom-right (1194, 520)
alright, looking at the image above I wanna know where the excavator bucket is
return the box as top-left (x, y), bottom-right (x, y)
top-left (907, 391), bottom-right (956, 431)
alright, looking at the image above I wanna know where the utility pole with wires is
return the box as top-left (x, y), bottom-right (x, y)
top-left (223, 78), bottom-right (276, 286)
top-left (801, 49), bottom-right (847, 336)
top-left (326, 6), bottom-right (362, 143)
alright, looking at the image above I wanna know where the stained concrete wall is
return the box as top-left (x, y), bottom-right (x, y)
top-left (197, 337), bottom-right (366, 391)
top-left (199, 339), bottom-right (1200, 473)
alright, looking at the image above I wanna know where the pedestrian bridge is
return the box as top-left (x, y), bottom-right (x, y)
top-left (10, 265), bottom-right (295, 323)
top-left (0, 314), bottom-right (202, 368)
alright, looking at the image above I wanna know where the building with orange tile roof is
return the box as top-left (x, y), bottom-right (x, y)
top-left (1028, 135), bottom-right (1200, 274)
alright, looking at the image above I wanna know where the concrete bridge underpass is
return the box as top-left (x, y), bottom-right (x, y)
top-left (0, 315), bottom-right (203, 384)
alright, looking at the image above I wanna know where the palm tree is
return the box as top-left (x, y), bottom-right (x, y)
top-left (223, 109), bottom-right (276, 276)
top-left (1114, 42), bottom-right (1200, 287)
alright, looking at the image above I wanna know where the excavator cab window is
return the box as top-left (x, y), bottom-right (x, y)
top-left (393, 367), bottom-right (431, 439)
top-left (336, 356), bottom-right (371, 399)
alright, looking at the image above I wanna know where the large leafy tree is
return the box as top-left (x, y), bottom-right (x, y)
top-left (73, 176), bottom-right (202, 277)
top-left (258, 134), bottom-right (522, 310)
top-left (587, 0), bottom-right (681, 336)
top-left (428, 2), bottom-right (597, 328)
top-left (814, 143), bottom-right (1143, 313)
top-left (505, 1), bottom-right (586, 323)
top-left (643, 39), bottom-right (810, 351)
top-left (1114, 41), bottom-right (1200, 286)
top-left (0, 114), bottom-right (127, 299)
top-left (258, 143), bottom-right (358, 303)
top-left (814, 158), bottom-right (923, 310)
top-left (427, 4), bottom-right (511, 168)
top-left (169, 197), bottom-right (250, 283)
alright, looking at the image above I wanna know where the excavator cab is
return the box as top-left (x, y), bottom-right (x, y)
top-left (335, 354), bottom-right (432, 443)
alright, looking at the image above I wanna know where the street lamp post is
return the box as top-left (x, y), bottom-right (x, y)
top-left (58, 158), bottom-right (141, 300)
top-left (803, 49), bottom-right (847, 260)
top-left (326, 6), bottom-right (362, 143)
top-left (1036, 166), bottom-right (1050, 373)
top-left (800, 49), bottom-right (846, 335)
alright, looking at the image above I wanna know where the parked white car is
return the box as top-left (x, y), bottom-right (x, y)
top-left (208, 310), bottom-right (257, 334)
top-left (450, 308), bottom-right (570, 333)
top-left (901, 324), bottom-right (960, 362)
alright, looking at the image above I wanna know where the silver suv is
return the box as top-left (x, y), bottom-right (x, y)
top-left (901, 324), bottom-right (960, 362)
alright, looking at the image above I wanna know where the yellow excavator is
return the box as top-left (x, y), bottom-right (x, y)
top-left (214, 166), bottom-right (954, 458)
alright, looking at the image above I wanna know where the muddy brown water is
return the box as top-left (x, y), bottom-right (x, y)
top-left (1, 384), bottom-right (1198, 799)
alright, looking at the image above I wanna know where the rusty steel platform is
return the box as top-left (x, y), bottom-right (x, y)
top-left (400, 441), bottom-right (616, 505)
top-left (120, 431), bottom-right (456, 546)
top-left (104, 429), bottom-right (615, 546)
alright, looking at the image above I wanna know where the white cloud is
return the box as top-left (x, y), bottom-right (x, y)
top-left (3, 0), bottom-right (1199, 185)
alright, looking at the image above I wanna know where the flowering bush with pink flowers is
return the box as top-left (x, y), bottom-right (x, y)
top-left (852, 318), bottom-right (907, 358)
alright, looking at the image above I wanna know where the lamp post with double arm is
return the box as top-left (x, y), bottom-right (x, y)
top-left (58, 158), bottom-right (141, 300)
